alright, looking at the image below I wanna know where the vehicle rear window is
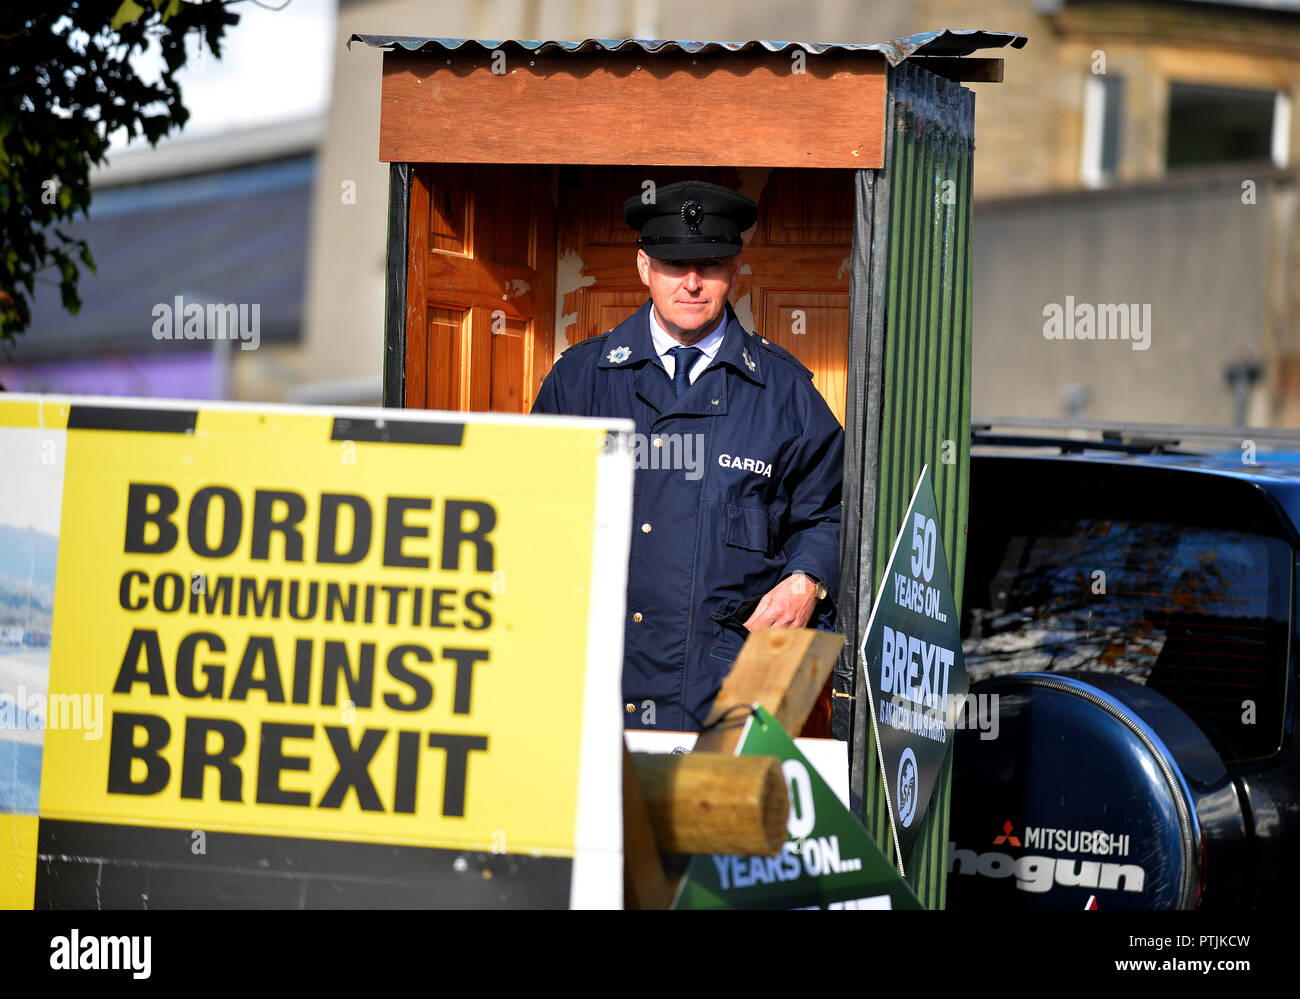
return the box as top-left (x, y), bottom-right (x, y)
top-left (962, 516), bottom-right (1290, 761)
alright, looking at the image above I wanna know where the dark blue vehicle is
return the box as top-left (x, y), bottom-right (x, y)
top-left (949, 426), bottom-right (1299, 910)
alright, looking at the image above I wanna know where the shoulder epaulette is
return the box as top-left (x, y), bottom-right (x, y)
top-left (751, 332), bottom-right (814, 379)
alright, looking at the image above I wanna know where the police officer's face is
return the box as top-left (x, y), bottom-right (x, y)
top-left (636, 250), bottom-right (741, 343)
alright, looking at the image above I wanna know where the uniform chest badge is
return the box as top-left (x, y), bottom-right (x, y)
top-left (607, 346), bottom-right (632, 364)
top-left (742, 348), bottom-right (756, 372)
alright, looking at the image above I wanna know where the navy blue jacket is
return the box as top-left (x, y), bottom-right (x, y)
top-left (532, 301), bottom-right (843, 731)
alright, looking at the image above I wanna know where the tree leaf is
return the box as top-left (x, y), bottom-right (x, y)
top-left (111, 0), bottom-right (149, 32)
top-left (1, 0), bottom-right (244, 344)
top-left (60, 284), bottom-right (82, 315)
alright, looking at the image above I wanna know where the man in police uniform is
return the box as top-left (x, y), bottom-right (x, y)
top-left (532, 180), bottom-right (843, 731)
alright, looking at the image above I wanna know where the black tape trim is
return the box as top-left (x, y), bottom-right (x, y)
top-left (636, 234), bottom-right (742, 246)
top-left (383, 162), bottom-right (412, 408)
top-left (67, 406), bottom-right (197, 434)
top-left (34, 819), bottom-right (572, 909)
top-left (330, 417), bottom-right (465, 446)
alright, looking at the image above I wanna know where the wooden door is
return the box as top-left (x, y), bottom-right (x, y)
top-left (554, 166), bottom-right (853, 425)
top-left (405, 164), bottom-right (556, 413)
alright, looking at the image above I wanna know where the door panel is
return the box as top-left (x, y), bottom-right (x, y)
top-left (576, 290), bottom-right (645, 349)
top-left (425, 306), bottom-right (468, 411)
top-left (406, 164), bottom-right (556, 413)
top-left (759, 291), bottom-right (851, 424)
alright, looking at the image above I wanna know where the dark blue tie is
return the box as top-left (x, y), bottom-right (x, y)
top-left (668, 346), bottom-right (701, 398)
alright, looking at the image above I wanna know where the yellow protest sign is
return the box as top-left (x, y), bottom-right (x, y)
top-left (0, 396), bottom-right (632, 908)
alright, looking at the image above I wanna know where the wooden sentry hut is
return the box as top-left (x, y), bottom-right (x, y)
top-left (352, 29), bottom-right (1025, 907)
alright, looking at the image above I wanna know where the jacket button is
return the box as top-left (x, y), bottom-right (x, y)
top-left (633, 612), bottom-right (643, 623)
top-left (711, 399), bottom-right (719, 406)
top-left (653, 437), bottom-right (663, 448)
top-left (625, 702), bottom-right (635, 713)
top-left (641, 523), bottom-right (652, 533)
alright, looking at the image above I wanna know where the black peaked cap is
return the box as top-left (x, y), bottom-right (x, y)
top-left (623, 180), bottom-right (757, 259)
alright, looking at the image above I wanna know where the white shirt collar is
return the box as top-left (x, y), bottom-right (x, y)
top-left (649, 305), bottom-right (728, 380)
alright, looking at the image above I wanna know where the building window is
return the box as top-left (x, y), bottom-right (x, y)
top-left (1081, 76), bottom-right (1123, 188)
top-left (1166, 82), bottom-right (1287, 169)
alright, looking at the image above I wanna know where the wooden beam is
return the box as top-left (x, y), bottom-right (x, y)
top-left (379, 49), bottom-right (886, 169)
top-left (696, 628), bottom-right (846, 756)
top-left (622, 744), bottom-right (672, 910)
top-left (631, 752), bottom-right (788, 856)
top-left (909, 57), bottom-right (1004, 84)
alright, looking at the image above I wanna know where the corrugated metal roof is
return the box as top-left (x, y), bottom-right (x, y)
top-left (347, 30), bottom-right (1028, 66)
top-left (1037, 0), bottom-right (1300, 13)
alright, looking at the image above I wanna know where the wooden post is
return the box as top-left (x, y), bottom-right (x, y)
top-left (631, 752), bottom-right (788, 856)
top-left (697, 628), bottom-right (846, 756)
top-left (622, 626), bottom-right (847, 908)
top-left (622, 744), bottom-right (671, 911)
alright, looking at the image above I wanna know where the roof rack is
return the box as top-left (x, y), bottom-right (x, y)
top-left (969, 415), bottom-right (1300, 457)
top-left (971, 432), bottom-right (1199, 456)
top-left (974, 415), bottom-right (1300, 445)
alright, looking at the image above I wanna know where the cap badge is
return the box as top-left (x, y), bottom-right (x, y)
top-left (680, 199), bottom-right (704, 232)
top-left (607, 345), bottom-right (632, 364)
top-left (743, 348), bottom-right (756, 372)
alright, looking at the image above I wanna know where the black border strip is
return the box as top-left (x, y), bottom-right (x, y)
top-left (833, 169), bottom-right (877, 749)
top-left (330, 416), bottom-right (464, 446)
top-left (67, 406), bottom-right (197, 434)
top-left (35, 819), bottom-right (571, 909)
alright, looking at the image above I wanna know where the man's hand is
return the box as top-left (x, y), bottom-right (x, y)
top-left (742, 573), bottom-right (820, 630)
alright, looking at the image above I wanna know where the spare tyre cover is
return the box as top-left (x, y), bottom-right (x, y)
top-left (947, 673), bottom-right (1201, 909)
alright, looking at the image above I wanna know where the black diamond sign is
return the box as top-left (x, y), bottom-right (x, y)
top-left (859, 466), bottom-right (970, 869)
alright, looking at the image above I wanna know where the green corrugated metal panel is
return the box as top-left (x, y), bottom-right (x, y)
top-left (855, 61), bottom-right (975, 909)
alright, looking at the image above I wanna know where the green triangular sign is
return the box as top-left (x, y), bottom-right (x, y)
top-left (673, 706), bottom-right (922, 909)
